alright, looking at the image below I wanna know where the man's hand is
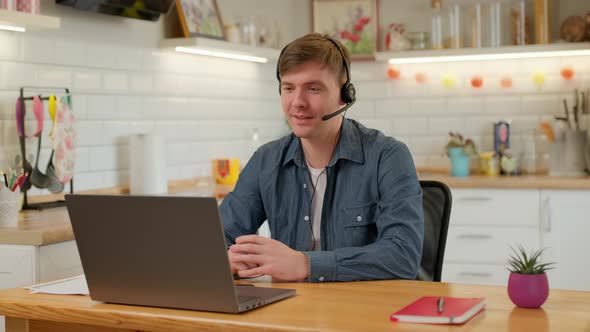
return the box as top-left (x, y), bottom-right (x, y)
top-left (228, 235), bottom-right (310, 281)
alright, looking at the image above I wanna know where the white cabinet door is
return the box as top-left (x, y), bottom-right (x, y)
top-left (540, 190), bottom-right (590, 291)
top-left (0, 245), bottom-right (36, 289)
top-left (38, 241), bottom-right (83, 283)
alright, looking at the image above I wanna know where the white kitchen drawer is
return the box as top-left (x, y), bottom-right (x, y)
top-left (0, 245), bottom-right (36, 290)
top-left (443, 263), bottom-right (508, 286)
top-left (38, 241), bottom-right (83, 283)
top-left (451, 189), bottom-right (539, 226)
top-left (445, 226), bottom-right (540, 264)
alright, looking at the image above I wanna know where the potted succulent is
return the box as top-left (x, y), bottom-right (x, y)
top-left (445, 132), bottom-right (477, 177)
top-left (507, 246), bottom-right (555, 308)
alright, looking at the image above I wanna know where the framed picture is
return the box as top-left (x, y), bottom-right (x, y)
top-left (176, 0), bottom-right (225, 39)
top-left (312, 0), bottom-right (379, 60)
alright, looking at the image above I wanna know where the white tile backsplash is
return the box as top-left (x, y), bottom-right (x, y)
top-left (72, 70), bottom-right (101, 91)
top-left (0, 32), bottom-right (20, 59)
top-left (55, 39), bottom-right (87, 67)
top-left (103, 122), bottom-right (131, 145)
top-left (103, 72), bottom-right (129, 91)
top-left (23, 35), bottom-right (55, 64)
top-left (411, 98), bottom-right (447, 114)
top-left (87, 95), bottom-right (116, 119)
top-left (87, 44), bottom-right (117, 69)
top-left (483, 96), bottom-right (521, 114)
top-left (428, 117), bottom-right (466, 135)
top-left (522, 95), bottom-right (561, 114)
top-left (36, 66), bottom-right (72, 87)
top-left (391, 117), bottom-right (428, 136)
top-left (0, 29), bottom-right (588, 197)
top-left (129, 73), bottom-right (153, 92)
top-left (75, 121), bottom-right (103, 146)
top-left (447, 97), bottom-right (483, 114)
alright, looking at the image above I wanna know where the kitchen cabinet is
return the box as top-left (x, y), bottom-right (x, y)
top-left (0, 242), bottom-right (81, 291)
top-left (442, 189), bottom-right (541, 286)
top-left (0, 241), bottom-right (82, 332)
top-left (540, 190), bottom-right (590, 291)
top-left (442, 187), bottom-right (590, 291)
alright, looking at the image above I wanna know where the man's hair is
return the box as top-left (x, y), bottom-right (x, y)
top-left (277, 33), bottom-right (350, 86)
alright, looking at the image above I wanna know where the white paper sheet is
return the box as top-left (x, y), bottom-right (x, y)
top-left (23, 274), bottom-right (89, 295)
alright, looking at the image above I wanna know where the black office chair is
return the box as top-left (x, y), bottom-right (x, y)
top-left (416, 180), bottom-right (452, 282)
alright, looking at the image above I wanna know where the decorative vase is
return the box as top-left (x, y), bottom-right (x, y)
top-left (507, 272), bottom-right (549, 308)
top-left (448, 147), bottom-right (470, 177)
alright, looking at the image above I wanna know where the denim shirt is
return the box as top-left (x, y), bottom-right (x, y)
top-left (220, 118), bottom-right (424, 282)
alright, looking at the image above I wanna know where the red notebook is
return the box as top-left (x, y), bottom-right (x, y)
top-left (390, 296), bottom-right (486, 325)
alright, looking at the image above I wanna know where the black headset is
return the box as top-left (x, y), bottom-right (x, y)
top-left (276, 34), bottom-right (356, 121)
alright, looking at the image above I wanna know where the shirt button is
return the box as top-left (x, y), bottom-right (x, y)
top-left (357, 215), bottom-right (362, 222)
top-left (304, 216), bottom-right (310, 221)
top-left (319, 276), bottom-right (325, 282)
top-left (303, 183), bottom-right (307, 189)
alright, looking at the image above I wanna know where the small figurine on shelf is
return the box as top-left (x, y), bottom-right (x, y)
top-left (385, 23), bottom-right (411, 51)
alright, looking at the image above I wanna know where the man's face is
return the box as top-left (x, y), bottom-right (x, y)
top-left (280, 61), bottom-right (344, 139)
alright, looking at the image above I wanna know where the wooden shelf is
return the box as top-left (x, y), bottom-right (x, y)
top-left (159, 37), bottom-right (280, 63)
top-left (0, 9), bottom-right (60, 30)
top-left (376, 42), bottom-right (590, 63)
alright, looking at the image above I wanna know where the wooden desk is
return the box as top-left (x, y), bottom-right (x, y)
top-left (1, 279), bottom-right (589, 332)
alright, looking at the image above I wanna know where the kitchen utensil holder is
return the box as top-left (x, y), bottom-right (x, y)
top-left (549, 129), bottom-right (588, 177)
top-left (18, 86), bottom-right (74, 210)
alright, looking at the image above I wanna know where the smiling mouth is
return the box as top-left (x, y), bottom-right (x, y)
top-left (292, 115), bottom-right (313, 120)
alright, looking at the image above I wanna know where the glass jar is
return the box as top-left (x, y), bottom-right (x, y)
top-left (468, 2), bottom-right (483, 48)
top-left (408, 32), bottom-right (428, 50)
top-left (430, 0), bottom-right (443, 49)
top-left (242, 16), bottom-right (258, 46)
top-left (534, 0), bottom-right (550, 44)
top-left (510, 0), bottom-right (530, 45)
top-left (446, 1), bottom-right (462, 49)
top-left (488, 0), bottom-right (502, 47)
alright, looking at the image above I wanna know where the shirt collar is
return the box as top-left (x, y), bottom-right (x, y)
top-left (283, 118), bottom-right (364, 168)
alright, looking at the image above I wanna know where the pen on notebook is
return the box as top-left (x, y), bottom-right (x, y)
top-left (437, 297), bottom-right (444, 313)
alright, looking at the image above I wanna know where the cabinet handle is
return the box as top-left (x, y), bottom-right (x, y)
top-left (457, 234), bottom-right (492, 240)
top-left (542, 197), bottom-right (551, 232)
top-left (457, 197), bottom-right (492, 202)
top-left (459, 272), bottom-right (493, 278)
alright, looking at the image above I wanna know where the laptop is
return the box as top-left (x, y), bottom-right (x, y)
top-left (65, 194), bottom-right (295, 313)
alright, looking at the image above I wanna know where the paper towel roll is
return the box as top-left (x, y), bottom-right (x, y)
top-left (129, 134), bottom-right (168, 195)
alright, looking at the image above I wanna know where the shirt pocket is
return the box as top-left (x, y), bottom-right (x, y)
top-left (340, 201), bottom-right (378, 247)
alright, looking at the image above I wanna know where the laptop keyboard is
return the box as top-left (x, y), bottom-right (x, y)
top-left (238, 295), bottom-right (259, 303)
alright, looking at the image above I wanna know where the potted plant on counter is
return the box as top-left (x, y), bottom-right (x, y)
top-left (445, 132), bottom-right (477, 177)
top-left (507, 246), bottom-right (555, 308)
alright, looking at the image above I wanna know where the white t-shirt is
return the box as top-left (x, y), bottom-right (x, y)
top-left (307, 163), bottom-right (327, 251)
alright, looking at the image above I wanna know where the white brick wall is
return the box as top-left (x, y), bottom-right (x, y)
top-left (0, 29), bottom-right (589, 194)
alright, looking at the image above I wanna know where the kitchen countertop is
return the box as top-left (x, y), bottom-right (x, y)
top-left (419, 172), bottom-right (590, 190)
top-left (0, 207), bottom-right (73, 246)
top-left (2, 173), bottom-right (590, 246)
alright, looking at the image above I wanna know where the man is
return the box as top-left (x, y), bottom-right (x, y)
top-left (220, 33), bottom-right (423, 282)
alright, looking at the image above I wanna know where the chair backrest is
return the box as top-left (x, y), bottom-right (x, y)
top-left (417, 180), bottom-right (452, 282)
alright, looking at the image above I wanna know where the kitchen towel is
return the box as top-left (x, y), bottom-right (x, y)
top-left (129, 134), bottom-right (167, 195)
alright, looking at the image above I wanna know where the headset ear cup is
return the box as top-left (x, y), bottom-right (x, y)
top-left (341, 83), bottom-right (356, 104)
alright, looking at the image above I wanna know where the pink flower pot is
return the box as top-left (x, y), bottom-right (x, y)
top-left (507, 272), bottom-right (549, 308)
